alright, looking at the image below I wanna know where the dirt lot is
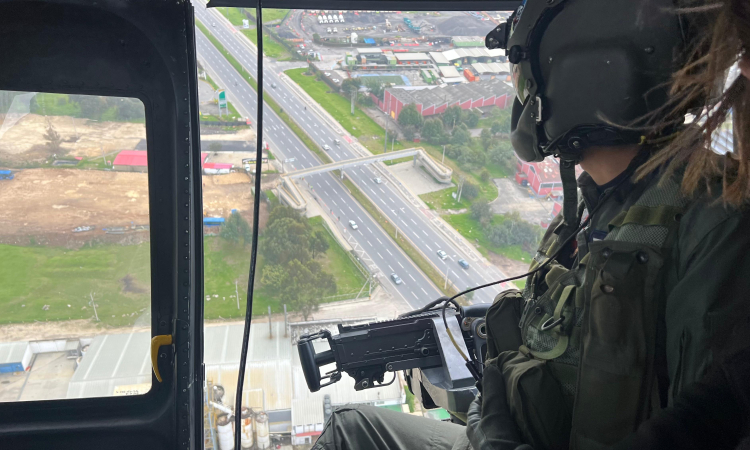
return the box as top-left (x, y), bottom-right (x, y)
top-left (0, 113), bottom-right (146, 163)
top-left (0, 113), bottom-right (255, 165)
top-left (0, 168), bottom-right (271, 243)
top-left (490, 178), bottom-right (557, 226)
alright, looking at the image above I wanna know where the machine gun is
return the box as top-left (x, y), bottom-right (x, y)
top-left (297, 303), bottom-right (490, 416)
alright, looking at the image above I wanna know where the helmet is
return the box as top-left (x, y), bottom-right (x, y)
top-left (486, 0), bottom-right (687, 162)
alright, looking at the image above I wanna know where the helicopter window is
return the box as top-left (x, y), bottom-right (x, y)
top-left (0, 91), bottom-right (151, 402)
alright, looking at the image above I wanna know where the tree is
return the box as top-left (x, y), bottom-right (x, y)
top-left (457, 147), bottom-right (486, 168)
top-left (402, 124), bottom-right (417, 141)
top-left (281, 259), bottom-right (336, 320)
top-left (259, 264), bottom-right (286, 290)
top-left (441, 105), bottom-right (462, 129)
top-left (268, 205), bottom-right (305, 224)
top-left (220, 212), bottom-right (253, 246)
top-left (117, 98), bottom-right (145, 121)
top-left (74, 95), bottom-right (108, 120)
top-left (471, 200), bottom-right (493, 226)
top-left (263, 217), bottom-right (311, 265)
top-left (463, 109), bottom-right (481, 128)
top-left (488, 140), bottom-right (517, 173)
top-left (480, 168), bottom-right (490, 182)
top-left (364, 78), bottom-right (385, 100)
top-left (485, 213), bottom-right (543, 252)
top-left (461, 181), bottom-right (480, 200)
top-left (490, 107), bottom-right (512, 135)
top-left (44, 125), bottom-right (62, 153)
top-left (398, 103), bottom-right (424, 130)
top-left (480, 128), bottom-right (493, 150)
top-left (422, 118), bottom-right (445, 144)
top-left (340, 78), bottom-right (359, 96)
top-left (309, 231), bottom-right (329, 258)
top-left (450, 123), bottom-right (471, 146)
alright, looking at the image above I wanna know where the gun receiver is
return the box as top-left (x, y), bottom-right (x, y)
top-left (298, 303), bottom-right (490, 415)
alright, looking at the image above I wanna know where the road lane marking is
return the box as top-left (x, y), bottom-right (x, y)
top-left (377, 252), bottom-right (384, 259)
top-left (425, 244), bottom-right (433, 251)
top-left (386, 249), bottom-right (393, 256)
top-left (376, 238), bottom-right (383, 244)
top-left (411, 291), bottom-right (418, 299)
top-left (398, 262), bottom-right (404, 268)
top-left (409, 274), bottom-right (416, 281)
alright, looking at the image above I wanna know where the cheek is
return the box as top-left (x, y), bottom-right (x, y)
top-left (740, 55), bottom-right (750, 81)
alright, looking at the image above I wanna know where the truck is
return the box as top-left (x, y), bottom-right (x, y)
top-left (0, 170), bottom-right (14, 180)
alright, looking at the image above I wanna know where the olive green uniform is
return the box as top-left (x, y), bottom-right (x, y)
top-left (312, 161), bottom-right (750, 450)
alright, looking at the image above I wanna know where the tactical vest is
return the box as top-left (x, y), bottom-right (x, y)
top-left (497, 177), bottom-right (688, 450)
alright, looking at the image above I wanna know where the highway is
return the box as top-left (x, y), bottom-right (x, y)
top-left (194, 5), bottom-right (512, 305)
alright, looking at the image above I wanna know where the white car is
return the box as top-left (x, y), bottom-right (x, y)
top-left (390, 273), bottom-right (403, 285)
top-left (324, 72), bottom-right (331, 76)
top-left (437, 250), bottom-right (448, 260)
top-left (373, 177), bottom-right (382, 184)
top-left (271, 82), bottom-right (277, 88)
top-left (332, 78), bottom-right (340, 83)
top-left (323, 144), bottom-right (332, 151)
top-left (348, 220), bottom-right (358, 230)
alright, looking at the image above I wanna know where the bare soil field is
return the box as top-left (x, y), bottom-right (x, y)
top-left (0, 113), bottom-right (255, 165)
top-left (0, 113), bottom-right (146, 163)
top-left (0, 168), bottom-right (269, 243)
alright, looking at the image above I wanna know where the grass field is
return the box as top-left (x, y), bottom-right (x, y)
top-left (285, 68), bottom-right (409, 155)
top-left (241, 29), bottom-right (289, 60)
top-left (309, 216), bottom-right (367, 294)
top-left (0, 243), bottom-right (151, 327)
top-left (260, 9), bottom-right (290, 23)
top-left (442, 213), bottom-right (531, 262)
top-left (217, 7), bottom-right (248, 26)
top-left (419, 186), bottom-right (470, 211)
top-left (0, 225), bottom-right (366, 326)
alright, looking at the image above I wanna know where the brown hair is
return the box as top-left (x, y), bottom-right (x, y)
top-left (637, 0), bottom-right (750, 206)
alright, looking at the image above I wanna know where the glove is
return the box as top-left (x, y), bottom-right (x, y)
top-left (466, 361), bottom-right (534, 450)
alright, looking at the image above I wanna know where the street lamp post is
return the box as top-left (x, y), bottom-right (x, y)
top-left (384, 116), bottom-right (388, 153)
top-left (442, 145), bottom-right (446, 163)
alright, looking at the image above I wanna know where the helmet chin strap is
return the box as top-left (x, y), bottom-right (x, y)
top-left (557, 159), bottom-right (581, 244)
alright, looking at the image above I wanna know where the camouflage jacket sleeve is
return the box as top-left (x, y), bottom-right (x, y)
top-left (664, 199), bottom-right (750, 400)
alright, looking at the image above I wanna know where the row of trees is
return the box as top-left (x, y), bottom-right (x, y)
top-left (218, 206), bottom-right (336, 320)
top-left (258, 206), bottom-right (336, 320)
top-left (470, 202), bottom-right (542, 253)
top-left (397, 104), bottom-right (516, 173)
top-left (30, 94), bottom-right (145, 122)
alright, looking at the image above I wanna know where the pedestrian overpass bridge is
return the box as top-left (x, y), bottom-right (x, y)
top-left (277, 147), bottom-right (452, 210)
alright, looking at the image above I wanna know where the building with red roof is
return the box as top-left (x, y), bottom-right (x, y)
top-left (514, 157), bottom-right (583, 199)
top-left (203, 162), bottom-right (233, 175)
top-left (113, 150), bottom-right (208, 173)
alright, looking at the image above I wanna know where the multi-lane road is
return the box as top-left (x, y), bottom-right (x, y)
top-left (194, 4), bottom-right (511, 306)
